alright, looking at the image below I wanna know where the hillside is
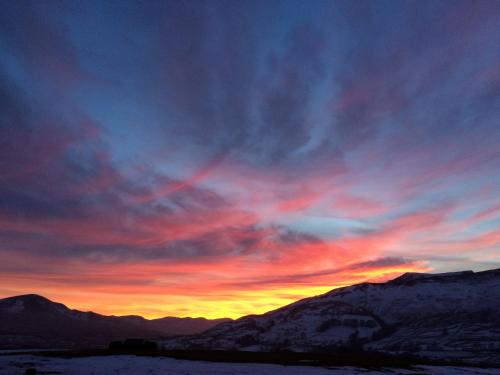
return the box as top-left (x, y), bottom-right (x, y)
top-left (163, 269), bottom-right (500, 363)
top-left (0, 294), bottom-right (230, 349)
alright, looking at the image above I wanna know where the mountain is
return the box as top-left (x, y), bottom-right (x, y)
top-left (164, 300), bottom-right (383, 352)
top-left (163, 268), bottom-right (500, 363)
top-left (0, 294), bottom-right (230, 349)
top-left (148, 316), bottom-right (230, 336)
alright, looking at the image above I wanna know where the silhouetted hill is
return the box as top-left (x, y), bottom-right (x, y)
top-left (0, 294), bottom-right (230, 349)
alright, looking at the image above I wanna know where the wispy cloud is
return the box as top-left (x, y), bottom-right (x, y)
top-left (0, 0), bottom-right (498, 318)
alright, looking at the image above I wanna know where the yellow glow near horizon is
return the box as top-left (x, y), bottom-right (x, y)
top-left (1, 266), bottom-right (429, 320)
top-left (67, 285), bottom-right (342, 320)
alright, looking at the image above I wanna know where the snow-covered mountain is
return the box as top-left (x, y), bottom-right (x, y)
top-left (166, 300), bottom-right (382, 352)
top-left (4, 269), bottom-right (499, 363)
top-left (0, 294), bottom-right (230, 349)
top-left (319, 269), bottom-right (500, 324)
top-left (163, 268), bottom-right (500, 362)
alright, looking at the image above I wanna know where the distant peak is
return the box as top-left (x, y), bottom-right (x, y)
top-left (392, 272), bottom-right (430, 282)
top-left (1, 294), bottom-right (52, 303)
top-left (391, 270), bottom-right (474, 284)
top-left (0, 293), bottom-right (71, 314)
top-left (14, 294), bottom-right (50, 301)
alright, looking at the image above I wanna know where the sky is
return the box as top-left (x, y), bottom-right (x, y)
top-left (0, 0), bottom-right (499, 319)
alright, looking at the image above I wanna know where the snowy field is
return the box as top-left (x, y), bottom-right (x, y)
top-left (0, 355), bottom-right (499, 375)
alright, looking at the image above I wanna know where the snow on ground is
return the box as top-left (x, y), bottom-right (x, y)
top-left (0, 349), bottom-right (64, 354)
top-left (0, 355), bottom-right (499, 375)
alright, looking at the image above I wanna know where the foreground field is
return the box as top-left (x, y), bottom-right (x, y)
top-left (0, 355), bottom-right (499, 375)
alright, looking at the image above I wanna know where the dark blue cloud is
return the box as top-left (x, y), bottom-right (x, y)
top-left (0, 0), bottom-right (498, 299)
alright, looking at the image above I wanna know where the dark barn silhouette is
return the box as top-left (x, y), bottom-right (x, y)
top-left (109, 338), bottom-right (158, 350)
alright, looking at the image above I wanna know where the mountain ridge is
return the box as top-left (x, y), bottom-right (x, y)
top-left (3, 267), bottom-right (500, 364)
top-left (163, 268), bottom-right (500, 364)
top-left (0, 294), bottom-right (231, 349)
top-left (0, 294), bottom-right (229, 322)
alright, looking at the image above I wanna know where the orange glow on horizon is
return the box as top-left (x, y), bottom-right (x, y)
top-left (0, 263), bottom-right (429, 319)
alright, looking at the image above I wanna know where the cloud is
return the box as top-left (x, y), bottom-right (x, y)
top-left (0, 2), bottom-right (96, 90)
top-left (0, 0), bottom-right (499, 318)
top-left (215, 256), bottom-right (428, 290)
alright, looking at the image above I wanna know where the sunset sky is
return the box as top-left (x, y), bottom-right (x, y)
top-left (1, 0), bottom-right (499, 319)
